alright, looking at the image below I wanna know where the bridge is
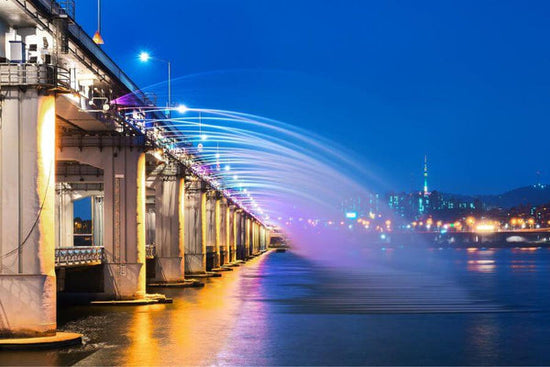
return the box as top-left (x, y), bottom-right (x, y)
top-left (0, 0), bottom-right (270, 338)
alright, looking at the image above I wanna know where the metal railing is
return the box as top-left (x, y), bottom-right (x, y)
top-left (55, 246), bottom-right (104, 267)
top-left (146, 244), bottom-right (156, 259)
top-left (0, 63), bottom-right (71, 91)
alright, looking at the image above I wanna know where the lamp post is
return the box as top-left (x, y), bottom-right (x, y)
top-left (93, 0), bottom-right (104, 45)
top-left (139, 51), bottom-right (172, 116)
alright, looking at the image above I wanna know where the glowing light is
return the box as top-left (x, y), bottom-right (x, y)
top-left (476, 224), bottom-right (495, 233)
top-left (345, 212), bottom-right (357, 219)
top-left (176, 104), bottom-right (188, 113)
top-left (93, 30), bottom-right (104, 45)
top-left (224, 165), bottom-right (231, 171)
top-left (233, 175), bottom-right (239, 180)
top-left (139, 51), bottom-right (150, 62)
top-left (201, 134), bottom-right (208, 141)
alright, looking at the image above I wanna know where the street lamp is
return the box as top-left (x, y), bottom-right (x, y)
top-left (138, 51), bottom-right (172, 115)
top-left (92, 0), bottom-right (104, 45)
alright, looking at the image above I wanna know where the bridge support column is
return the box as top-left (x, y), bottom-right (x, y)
top-left (260, 225), bottom-right (267, 251)
top-left (57, 144), bottom-right (147, 300)
top-left (235, 210), bottom-right (244, 260)
top-left (250, 220), bottom-right (256, 255)
top-left (0, 90), bottom-right (56, 337)
top-left (253, 221), bottom-right (260, 255)
top-left (217, 198), bottom-right (228, 266)
top-left (92, 196), bottom-right (104, 248)
top-left (55, 188), bottom-right (74, 248)
top-left (153, 177), bottom-right (185, 282)
top-left (184, 179), bottom-right (205, 274)
top-left (205, 191), bottom-right (217, 271)
top-left (258, 225), bottom-right (263, 252)
top-left (245, 216), bottom-right (252, 258)
top-left (227, 204), bottom-right (236, 263)
top-left (102, 149), bottom-right (146, 299)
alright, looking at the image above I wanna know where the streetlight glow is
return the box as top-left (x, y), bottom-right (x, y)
top-left (139, 51), bottom-right (150, 62)
top-left (138, 50), bottom-right (172, 112)
top-left (176, 104), bottom-right (188, 113)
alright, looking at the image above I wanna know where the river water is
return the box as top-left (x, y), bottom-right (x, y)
top-left (3, 246), bottom-right (550, 366)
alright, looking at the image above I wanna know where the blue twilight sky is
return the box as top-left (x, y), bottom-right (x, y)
top-left (75, 0), bottom-right (550, 195)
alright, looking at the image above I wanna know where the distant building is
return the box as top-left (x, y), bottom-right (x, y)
top-left (342, 156), bottom-right (481, 222)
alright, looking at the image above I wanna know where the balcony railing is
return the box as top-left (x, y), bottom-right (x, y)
top-left (55, 246), bottom-right (104, 267)
top-left (0, 63), bottom-right (72, 92)
top-left (146, 244), bottom-right (156, 259)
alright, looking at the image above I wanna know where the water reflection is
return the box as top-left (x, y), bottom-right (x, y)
top-left (467, 259), bottom-right (496, 273)
top-left (466, 314), bottom-right (499, 365)
top-left (124, 306), bottom-right (162, 366)
top-left (3, 248), bottom-right (550, 366)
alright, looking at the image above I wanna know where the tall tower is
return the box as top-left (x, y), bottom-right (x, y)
top-left (423, 154), bottom-right (429, 196)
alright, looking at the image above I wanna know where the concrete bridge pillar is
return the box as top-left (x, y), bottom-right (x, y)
top-left (204, 191), bottom-right (218, 271)
top-left (235, 210), bottom-right (244, 260)
top-left (227, 204), bottom-right (236, 263)
top-left (260, 226), bottom-right (267, 251)
top-left (184, 179), bottom-right (206, 274)
top-left (252, 220), bottom-right (260, 255)
top-left (96, 148), bottom-right (146, 300)
top-left (250, 220), bottom-right (256, 255)
top-left (257, 223), bottom-right (262, 253)
top-left (0, 90), bottom-right (56, 337)
top-left (92, 196), bottom-right (104, 248)
top-left (57, 143), bottom-right (147, 300)
top-left (55, 188), bottom-right (74, 248)
top-left (245, 216), bottom-right (252, 258)
top-left (217, 198), bottom-right (228, 266)
top-left (153, 177), bottom-right (185, 282)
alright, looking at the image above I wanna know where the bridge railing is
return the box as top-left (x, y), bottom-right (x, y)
top-left (55, 246), bottom-right (104, 267)
top-left (0, 63), bottom-right (72, 92)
